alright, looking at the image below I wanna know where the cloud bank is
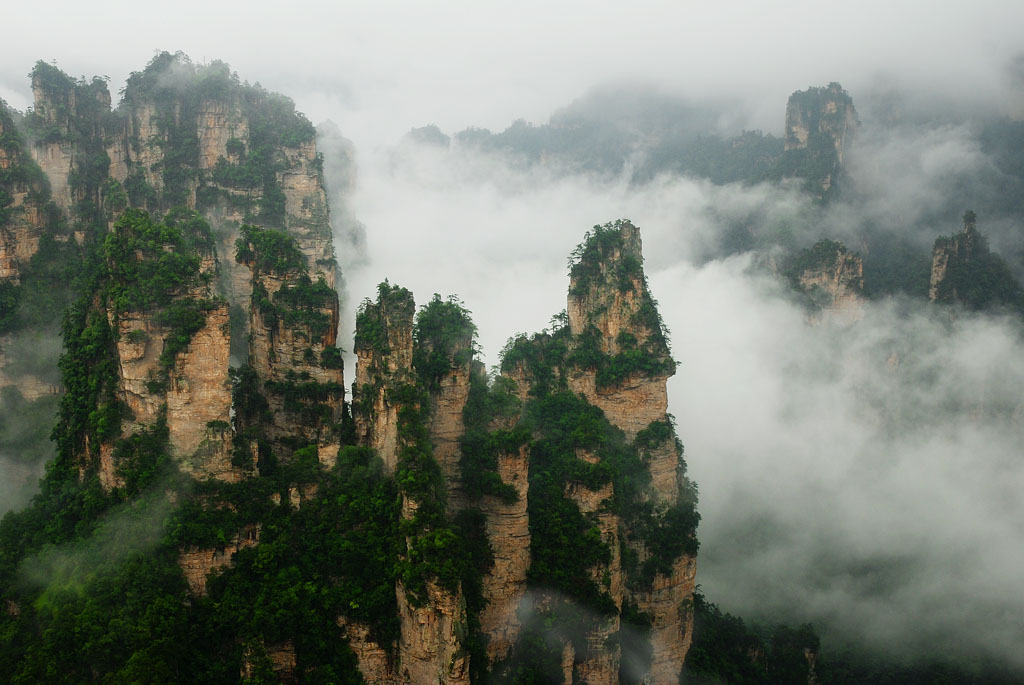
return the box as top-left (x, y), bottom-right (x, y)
top-left (339, 127), bottom-right (1024, 668)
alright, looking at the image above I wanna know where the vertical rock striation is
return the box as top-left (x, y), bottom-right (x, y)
top-left (564, 221), bottom-right (696, 682)
top-left (238, 227), bottom-right (344, 463)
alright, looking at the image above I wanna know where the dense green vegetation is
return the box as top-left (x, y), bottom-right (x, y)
top-left (564, 222), bottom-right (675, 387)
top-left (120, 52), bottom-right (316, 226)
top-left (459, 369), bottom-right (524, 503)
top-left (103, 208), bottom-right (212, 311)
top-left (353, 281), bottom-right (415, 360)
top-left (0, 418), bottom-right (408, 682)
top-left (567, 220), bottom-right (635, 295)
top-left (930, 215), bottom-right (1024, 312)
top-left (9, 48), bottom-right (1023, 683)
top-left (235, 224), bottom-right (306, 275)
top-left (683, 592), bottom-right (821, 684)
top-left (0, 102), bottom-right (51, 225)
top-left (412, 293), bottom-right (476, 391)
top-left (494, 226), bottom-right (700, 678)
top-left (569, 326), bottom-right (676, 389)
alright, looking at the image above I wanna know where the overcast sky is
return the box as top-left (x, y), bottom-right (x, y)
top-left (4, 1), bottom-right (1024, 146)
top-left (4, 0), bottom-right (1024, 667)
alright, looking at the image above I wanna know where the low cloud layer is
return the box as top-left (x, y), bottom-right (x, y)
top-left (340, 128), bottom-right (1024, 668)
top-left (1, 3), bottom-right (1022, 668)
top-left (662, 258), bottom-right (1024, 664)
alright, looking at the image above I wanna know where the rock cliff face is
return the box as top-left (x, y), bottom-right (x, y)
top-left (426, 331), bottom-right (473, 514)
top-left (929, 211), bottom-right (1024, 311)
top-left (0, 106), bottom-right (50, 283)
top-left (0, 103), bottom-right (59, 420)
top-left (353, 285), bottom-right (416, 475)
top-left (395, 580), bottom-right (470, 684)
top-left (4, 55), bottom-right (700, 683)
top-left (930, 211), bottom-right (985, 303)
top-left (784, 82), bottom-right (858, 194)
top-left (104, 225), bottom-right (238, 486)
top-left (566, 222), bottom-right (679, 501)
top-left (349, 285), bottom-right (473, 684)
top-left (458, 220), bottom-right (697, 683)
top-left (565, 472), bottom-right (623, 685)
top-left (477, 440), bottom-right (530, 664)
top-left (22, 56), bottom-right (336, 302)
top-left (239, 242), bottom-right (344, 462)
top-left (564, 221), bottom-right (695, 681)
top-left (179, 523), bottom-right (260, 595)
top-left (789, 239), bottom-right (866, 316)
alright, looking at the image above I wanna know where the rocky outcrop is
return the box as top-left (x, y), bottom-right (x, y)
top-left (566, 221), bottom-right (695, 680)
top-left (784, 82), bottom-right (858, 194)
top-left (0, 104), bottom-right (51, 283)
top-left (395, 580), bottom-right (470, 684)
top-left (929, 211), bottom-right (985, 303)
top-left (111, 309), bottom-right (237, 483)
top-left (928, 211), bottom-right (1024, 311)
top-left (179, 523), bottom-right (260, 595)
top-left (567, 221), bottom-right (679, 503)
top-left (166, 302), bottom-right (236, 480)
top-left (244, 266), bottom-right (344, 460)
top-left (352, 285), bottom-right (415, 474)
top-left (566, 469), bottom-right (622, 684)
top-left (789, 240), bottom-right (866, 316)
top-left (633, 554), bottom-right (697, 683)
top-left (338, 620), bottom-right (398, 684)
top-left (426, 333), bottom-right (473, 514)
top-left (478, 442), bottom-right (530, 664)
top-left (241, 638), bottom-right (298, 684)
top-left (281, 141), bottom-right (335, 287)
top-left (349, 285), bottom-right (473, 684)
top-left (197, 99), bottom-right (249, 171)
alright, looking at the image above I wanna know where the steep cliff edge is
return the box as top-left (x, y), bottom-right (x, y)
top-left (352, 283), bottom-right (416, 475)
top-left (78, 208), bottom-right (239, 486)
top-left (565, 220), bottom-right (697, 682)
top-left (0, 53), bottom-right (701, 684)
top-left (492, 220), bottom-right (699, 683)
top-left (18, 55), bottom-right (338, 356)
top-left (0, 102), bottom-right (52, 285)
top-left (236, 224), bottom-right (344, 464)
top-left (348, 286), bottom-right (474, 684)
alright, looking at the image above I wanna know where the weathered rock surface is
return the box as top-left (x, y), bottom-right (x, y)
top-left (428, 342), bottom-right (472, 514)
top-left (566, 221), bottom-right (695, 680)
top-left (395, 580), bottom-right (470, 685)
top-left (478, 443), bottom-right (530, 664)
top-left (784, 82), bottom-right (858, 193)
top-left (930, 212), bottom-right (983, 303)
top-left (632, 553), bottom-right (697, 683)
top-left (338, 619), bottom-right (398, 684)
top-left (179, 523), bottom-right (260, 595)
top-left (0, 107), bottom-right (50, 283)
top-left (352, 288), bottom-right (415, 474)
top-left (795, 242), bottom-right (866, 316)
top-left (565, 473), bottom-right (622, 685)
